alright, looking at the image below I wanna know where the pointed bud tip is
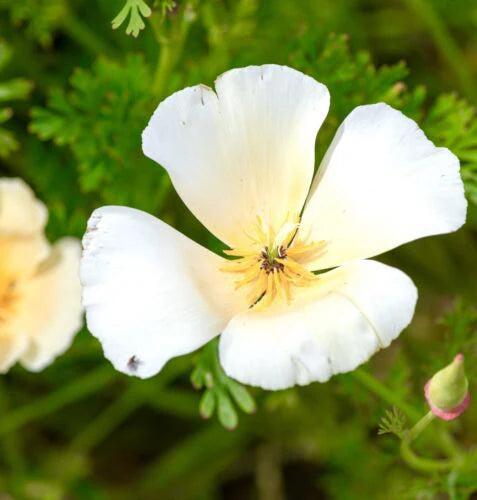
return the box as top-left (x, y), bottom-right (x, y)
top-left (455, 353), bottom-right (464, 363)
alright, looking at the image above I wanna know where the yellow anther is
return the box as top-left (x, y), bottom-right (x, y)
top-left (221, 216), bottom-right (326, 308)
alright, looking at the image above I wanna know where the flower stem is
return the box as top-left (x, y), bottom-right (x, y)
top-left (61, 8), bottom-right (114, 56)
top-left (400, 411), bottom-right (458, 473)
top-left (351, 367), bottom-right (465, 470)
top-left (400, 439), bottom-right (455, 473)
top-left (0, 381), bottom-right (25, 475)
top-left (69, 357), bottom-right (191, 453)
top-left (351, 368), bottom-right (420, 420)
top-left (70, 388), bottom-right (141, 452)
top-left (409, 410), bottom-right (435, 441)
top-left (404, 0), bottom-right (476, 102)
top-left (0, 365), bottom-right (115, 437)
top-left (149, 1), bottom-right (196, 97)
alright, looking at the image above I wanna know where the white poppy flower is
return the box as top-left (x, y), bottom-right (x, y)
top-left (80, 65), bottom-right (466, 390)
top-left (0, 178), bottom-right (83, 373)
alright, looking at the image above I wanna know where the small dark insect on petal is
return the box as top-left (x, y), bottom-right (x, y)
top-left (127, 355), bottom-right (141, 372)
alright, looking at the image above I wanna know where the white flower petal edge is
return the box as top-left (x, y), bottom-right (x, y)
top-left (80, 206), bottom-right (247, 379)
top-left (17, 238), bottom-right (84, 371)
top-left (0, 178), bottom-right (47, 236)
top-left (300, 103), bottom-right (467, 271)
top-left (219, 260), bottom-right (417, 390)
top-left (0, 333), bottom-right (29, 373)
top-left (142, 65), bottom-right (330, 248)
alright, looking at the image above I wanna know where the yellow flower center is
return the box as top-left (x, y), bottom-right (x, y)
top-left (221, 216), bottom-right (326, 309)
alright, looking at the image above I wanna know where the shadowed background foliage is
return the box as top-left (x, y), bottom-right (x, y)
top-left (1, 0), bottom-right (477, 498)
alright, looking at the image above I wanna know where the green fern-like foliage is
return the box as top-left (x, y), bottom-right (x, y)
top-left (291, 34), bottom-right (426, 122)
top-left (292, 34), bottom-right (477, 204)
top-left (111, 0), bottom-right (152, 37)
top-left (378, 407), bottom-right (407, 440)
top-left (30, 55), bottom-right (169, 212)
top-left (2, 3), bottom-right (477, 497)
top-left (0, 40), bottom-right (32, 157)
top-left (0, 0), bottom-right (67, 47)
top-left (191, 339), bottom-right (256, 430)
top-left (423, 95), bottom-right (477, 205)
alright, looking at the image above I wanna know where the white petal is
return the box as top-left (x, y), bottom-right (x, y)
top-left (16, 238), bottom-right (83, 371)
top-left (80, 206), bottom-right (246, 379)
top-left (142, 65), bottom-right (329, 247)
top-left (0, 178), bottom-right (47, 236)
top-left (219, 260), bottom-right (417, 390)
top-left (300, 103), bottom-right (467, 270)
top-left (0, 333), bottom-right (29, 374)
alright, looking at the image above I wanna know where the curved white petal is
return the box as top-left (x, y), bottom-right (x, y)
top-left (0, 178), bottom-right (47, 236)
top-left (0, 333), bottom-right (29, 373)
top-left (300, 103), bottom-right (467, 270)
top-left (16, 238), bottom-right (83, 371)
top-left (219, 260), bottom-right (417, 390)
top-left (142, 65), bottom-right (330, 247)
top-left (80, 206), bottom-right (246, 379)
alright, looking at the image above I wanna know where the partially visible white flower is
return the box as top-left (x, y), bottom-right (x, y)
top-left (81, 65), bottom-right (467, 390)
top-left (0, 178), bottom-right (83, 373)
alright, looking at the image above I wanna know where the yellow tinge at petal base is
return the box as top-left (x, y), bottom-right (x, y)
top-left (221, 216), bottom-right (327, 308)
top-left (80, 64), bottom-right (467, 390)
top-left (0, 178), bottom-right (83, 373)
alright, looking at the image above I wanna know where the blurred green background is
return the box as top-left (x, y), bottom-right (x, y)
top-left (1, 0), bottom-right (477, 498)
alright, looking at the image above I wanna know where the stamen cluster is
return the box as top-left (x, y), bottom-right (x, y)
top-left (221, 217), bottom-right (327, 309)
top-left (260, 246), bottom-right (286, 274)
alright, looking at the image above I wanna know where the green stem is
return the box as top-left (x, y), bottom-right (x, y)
top-left (61, 8), bottom-right (114, 56)
top-left (351, 368), bottom-right (465, 466)
top-left (152, 37), bottom-right (174, 97)
top-left (0, 365), bottom-right (115, 437)
top-left (149, 1), bottom-right (196, 97)
top-left (400, 439), bottom-right (455, 473)
top-left (351, 368), bottom-right (420, 420)
top-left (71, 388), bottom-right (141, 452)
top-left (70, 357), bottom-right (192, 453)
top-left (409, 411), bottom-right (435, 441)
top-left (142, 387), bottom-right (199, 418)
top-left (404, 0), bottom-right (476, 102)
top-left (400, 411), bottom-right (457, 473)
top-left (436, 425), bottom-right (462, 459)
top-left (0, 381), bottom-right (25, 475)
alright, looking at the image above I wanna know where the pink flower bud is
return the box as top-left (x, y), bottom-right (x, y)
top-left (424, 354), bottom-right (470, 421)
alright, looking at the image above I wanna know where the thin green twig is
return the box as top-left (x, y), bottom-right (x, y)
top-left (0, 365), bottom-right (115, 437)
top-left (400, 439), bottom-right (456, 473)
top-left (149, 1), bottom-right (196, 97)
top-left (404, 0), bottom-right (476, 102)
top-left (61, 7), bottom-right (114, 56)
top-left (71, 387), bottom-right (141, 452)
top-left (351, 367), bottom-right (464, 468)
top-left (0, 381), bottom-right (25, 475)
top-left (351, 368), bottom-right (421, 420)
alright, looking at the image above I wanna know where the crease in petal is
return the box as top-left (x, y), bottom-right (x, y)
top-left (300, 103), bottom-right (467, 270)
top-left (142, 64), bottom-right (330, 248)
top-left (219, 259), bottom-right (417, 390)
top-left (80, 206), bottom-right (247, 379)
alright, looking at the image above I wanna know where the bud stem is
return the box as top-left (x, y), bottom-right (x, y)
top-left (400, 411), bottom-right (463, 473)
top-left (409, 411), bottom-right (435, 441)
top-left (400, 439), bottom-right (455, 473)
